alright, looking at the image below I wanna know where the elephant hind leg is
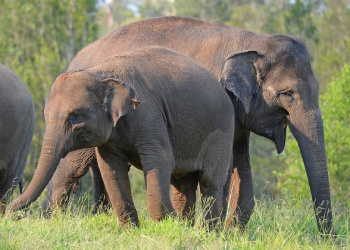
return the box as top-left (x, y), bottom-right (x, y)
top-left (0, 174), bottom-right (13, 214)
top-left (171, 172), bottom-right (199, 226)
top-left (0, 125), bottom-right (32, 201)
top-left (226, 167), bottom-right (255, 230)
top-left (226, 133), bottom-right (255, 230)
top-left (198, 181), bottom-right (223, 230)
top-left (198, 168), bottom-right (228, 230)
top-left (41, 179), bottom-right (77, 217)
top-left (0, 168), bottom-right (21, 208)
top-left (198, 135), bottom-right (233, 230)
top-left (90, 163), bottom-right (110, 214)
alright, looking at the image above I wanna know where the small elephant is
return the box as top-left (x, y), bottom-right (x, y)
top-left (0, 64), bottom-right (35, 212)
top-left (7, 47), bottom-right (235, 227)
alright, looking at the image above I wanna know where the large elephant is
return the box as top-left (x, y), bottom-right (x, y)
top-left (7, 47), bottom-right (235, 227)
top-left (67, 16), bottom-right (334, 235)
top-left (0, 64), bottom-right (35, 212)
top-left (10, 16), bottom-right (334, 235)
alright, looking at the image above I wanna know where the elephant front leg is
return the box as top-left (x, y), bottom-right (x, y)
top-left (140, 139), bottom-right (176, 222)
top-left (96, 147), bottom-right (139, 227)
top-left (171, 172), bottom-right (199, 225)
top-left (226, 132), bottom-right (255, 229)
top-left (144, 167), bottom-right (175, 222)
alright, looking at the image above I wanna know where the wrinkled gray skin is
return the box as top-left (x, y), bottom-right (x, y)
top-left (7, 47), bottom-right (235, 227)
top-left (0, 64), bottom-right (34, 212)
top-left (11, 16), bottom-right (334, 235)
top-left (65, 16), bottom-right (333, 235)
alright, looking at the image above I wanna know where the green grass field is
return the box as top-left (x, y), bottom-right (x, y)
top-left (1, 169), bottom-right (349, 249)
top-left (1, 197), bottom-right (348, 249)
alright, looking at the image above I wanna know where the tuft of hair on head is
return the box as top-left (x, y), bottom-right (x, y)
top-left (55, 72), bottom-right (72, 83)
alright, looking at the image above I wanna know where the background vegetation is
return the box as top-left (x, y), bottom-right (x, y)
top-left (0, 0), bottom-right (349, 247)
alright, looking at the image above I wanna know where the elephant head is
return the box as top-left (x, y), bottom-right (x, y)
top-left (220, 37), bottom-right (334, 235)
top-left (6, 71), bottom-right (139, 212)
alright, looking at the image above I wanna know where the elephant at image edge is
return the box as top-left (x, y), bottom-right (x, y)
top-left (10, 16), bottom-right (334, 235)
top-left (0, 64), bottom-right (35, 212)
top-left (67, 16), bottom-right (334, 235)
top-left (7, 47), bottom-right (235, 227)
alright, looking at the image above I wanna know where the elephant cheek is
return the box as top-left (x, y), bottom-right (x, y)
top-left (97, 117), bottom-right (113, 139)
top-left (94, 125), bottom-right (113, 145)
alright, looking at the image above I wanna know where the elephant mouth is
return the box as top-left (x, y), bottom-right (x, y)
top-left (273, 118), bottom-right (288, 154)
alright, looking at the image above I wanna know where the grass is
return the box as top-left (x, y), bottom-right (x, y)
top-left (1, 169), bottom-right (349, 249)
top-left (1, 196), bottom-right (348, 249)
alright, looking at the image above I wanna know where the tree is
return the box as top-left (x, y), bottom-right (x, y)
top-left (174, 0), bottom-right (233, 23)
top-left (97, 0), bottom-right (138, 35)
top-left (138, 0), bottom-right (174, 19)
top-left (312, 0), bottom-right (350, 91)
top-left (0, 0), bottom-right (99, 181)
top-left (226, 3), bottom-right (269, 32)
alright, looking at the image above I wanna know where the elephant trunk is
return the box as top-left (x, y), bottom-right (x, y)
top-left (288, 109), bottom-right (335, 236)
top-left (6, 125), bottom-right (69, 213)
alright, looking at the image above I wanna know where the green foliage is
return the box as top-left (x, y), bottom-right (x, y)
top-left (96, 0), bottom-right (140, 36)
top-left (226, 4), bottom-right (269, 32)
top-left (249, 134), bottom-right (286, 197)
top-left (278, 64), bottom-right (350, 206)
top-left (174, 0), bottom-right (233, 22)
top-left (263, 0), bottom-right (317, 39)
top-left (313, 0), bottom-right (350, 90)
top-left (138, 0), bottom-right (174, 19)
top-left (0, 0), bottom-right (99, 180)
top-left (321, 64), bottom-right (350, 204)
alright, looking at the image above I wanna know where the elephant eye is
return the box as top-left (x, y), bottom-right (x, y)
top-left (277, 90), bottom-right (295, 104)
top-left (284, 91), bottom-right (294, 97)
top-left (278, 90), bottom-right (294, 98)
top-left (70, 113), bottom-right (86, 124)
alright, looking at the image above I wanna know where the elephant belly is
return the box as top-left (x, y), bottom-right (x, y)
top-left (171, 128), bottom-right (233, 174)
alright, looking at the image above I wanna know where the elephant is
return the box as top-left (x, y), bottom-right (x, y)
top-left (9, 16), bottom-right (334, 235)
top-left (67, 16), bottom-right (334, 235)
top-left (6, 47), bottom-right (235, 227)
top-left (0, 64), bottom-right (35, 212)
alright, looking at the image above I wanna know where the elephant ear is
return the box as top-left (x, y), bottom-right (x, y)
top-left (220, 50), bottom-right (263, 114)
top-left (102, 78), bottom-right (140, 126)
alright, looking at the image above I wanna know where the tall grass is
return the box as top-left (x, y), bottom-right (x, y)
top-left (1, 169), bottom-right (348, 248)
top-left (1, 193), bottom-right (348, 249)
